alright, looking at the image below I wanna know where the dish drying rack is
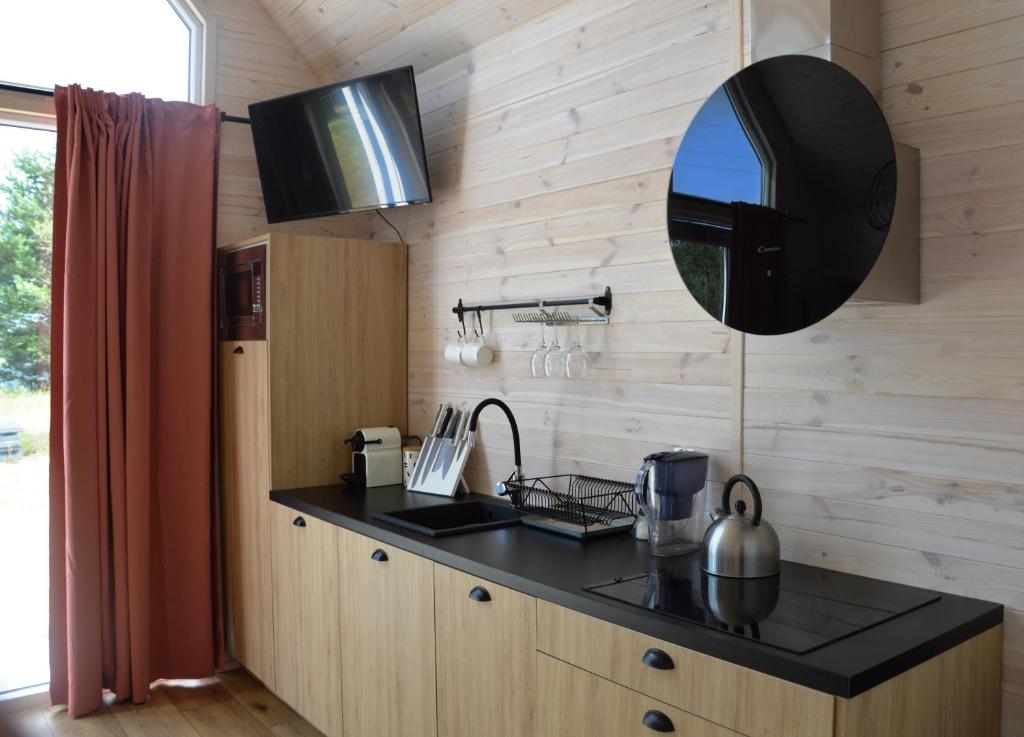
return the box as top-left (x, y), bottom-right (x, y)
top-left (452, 286), bottom-right (612, 327)
top-left (498, 472), bottom-right (637, 539)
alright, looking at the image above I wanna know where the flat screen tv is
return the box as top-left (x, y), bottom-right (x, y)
top-left (248, 66), bottom-right (432, 223)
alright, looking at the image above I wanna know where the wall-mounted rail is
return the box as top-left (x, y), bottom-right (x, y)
top-left (452, 287), bottom-right (612, 327)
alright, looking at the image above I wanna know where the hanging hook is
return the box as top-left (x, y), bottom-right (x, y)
top-left (456, 300), bottom-right (467, 339)
top-left (474, 306), bottom-right (485, 338)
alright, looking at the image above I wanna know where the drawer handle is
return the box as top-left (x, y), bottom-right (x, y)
top-left (642, 710), bottom-right (674, 732)
top-left (233, 345), bottom-right (244, 354)
top-left (642, 648), bottom-right (674, 671)
top-left (292, 516), bottom-right (306, 527)
top-left (469, 586), bottom-right (491, 602)
top-left (371, 549), bottom-right (389, 562)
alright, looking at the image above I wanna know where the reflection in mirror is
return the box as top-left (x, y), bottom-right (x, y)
top-left (668, 55), bottom-right (896, 335)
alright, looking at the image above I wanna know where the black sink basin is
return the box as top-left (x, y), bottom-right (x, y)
top-left (372, 500), bottom-right (521, 537)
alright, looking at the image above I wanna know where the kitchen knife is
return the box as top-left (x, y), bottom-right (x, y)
top-left (433, 409), bottom-right (463, 473)
top-left (417, 406), bottom-right (452, 485)
top-left (411, 404), bottom-right (446, 488)
top-left (441, 412), bottom-right (469, 476)
top-left (437, 407), bottom-right (454, 438)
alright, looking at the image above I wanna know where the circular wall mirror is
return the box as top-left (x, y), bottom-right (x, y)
top-left (667, 55), bottom-right (896, 335)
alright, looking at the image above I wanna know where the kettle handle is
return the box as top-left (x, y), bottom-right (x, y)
top-left (722, 474), bottom-right (763, 526)
top-left (635, 458), bottom-right (655, 509)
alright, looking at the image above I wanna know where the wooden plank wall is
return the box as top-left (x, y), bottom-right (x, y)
top-left (258, 0), bottom-right (741, 495)
top-left (744, 3), bottom-right (1024, 734)
top-left (250, 1), bottom-right (1023, 733)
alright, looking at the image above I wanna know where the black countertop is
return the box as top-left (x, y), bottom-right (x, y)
top-left (270, 484), bottom-right (1002, 698)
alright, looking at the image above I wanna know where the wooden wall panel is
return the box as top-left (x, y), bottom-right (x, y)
top-left (744, 4), bottom-right (1024, 733)
top-left (253, 0), bottom-right (738, 491)
top-left (248, 0), bottom-right (1021, 732)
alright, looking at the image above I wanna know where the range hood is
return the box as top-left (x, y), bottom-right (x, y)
top-left (750, 0), bottom-right (920, 304)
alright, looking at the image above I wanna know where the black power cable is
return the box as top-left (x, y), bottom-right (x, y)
top-left (375, 209), bottom-right (406, 245)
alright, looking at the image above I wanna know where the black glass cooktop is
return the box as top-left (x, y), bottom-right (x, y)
top-left (585, 558), bottom-right (940, 654)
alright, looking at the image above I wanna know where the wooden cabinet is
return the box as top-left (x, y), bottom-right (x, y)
top-left (434, 566), bottom-right (536, 737)
top-left (339, 530), bottom-right (437, 737)
top-left (219, 340), bottom-right (275, 688)
top-left (218, 233), bottom-right (406, 683)
top-left (536, 600), bottom-right (834, 737)
top-left (270, 503), bottom-right (344, 737)
top-left (252, 509), bottom-right (1000, 737)
top-left (536, 653), bottom-right (741, 737)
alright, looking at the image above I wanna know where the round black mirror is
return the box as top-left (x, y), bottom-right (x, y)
top-left (667, 55), bottom-right (896, 335)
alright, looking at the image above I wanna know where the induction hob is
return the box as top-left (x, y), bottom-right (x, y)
top-left (584, 557), bottom-right (940, 654)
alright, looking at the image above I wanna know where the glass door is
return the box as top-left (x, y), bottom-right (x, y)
top-left (0, 122), bottom-right (55, 694)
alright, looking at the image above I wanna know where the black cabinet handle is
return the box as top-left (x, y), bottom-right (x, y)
top-left (469, 586), bottom-right (491, 602)
top-left (233, 345), bottom-right (244, 354)
top-left (642, 710), bottom-right (674, 732)
top-left (642, 648), bottom-right (674, 671)
top-left (371, 549), bottom-right (389, 562)
top-left (292, 516), bottom-right (306, 527)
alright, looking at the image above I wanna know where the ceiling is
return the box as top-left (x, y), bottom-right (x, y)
top-left (255, 0), bottom-right (564, 82)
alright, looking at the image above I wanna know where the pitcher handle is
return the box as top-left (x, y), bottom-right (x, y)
top-left (635, 459), bottom-right (655, 510)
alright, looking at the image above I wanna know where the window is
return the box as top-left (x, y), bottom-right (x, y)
top-left (0, 0), bottom-right (207, 696)
top-left (0, 0), bottom-right (206, 103)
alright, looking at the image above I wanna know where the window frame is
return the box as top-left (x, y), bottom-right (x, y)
top-left (168, 0), bottom-right (214, 105)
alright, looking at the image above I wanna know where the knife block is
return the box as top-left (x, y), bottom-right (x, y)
top-left (407, 437), bottom-right (471, 497)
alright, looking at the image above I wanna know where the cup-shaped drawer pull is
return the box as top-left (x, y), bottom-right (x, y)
top-left (469, 585), bottom-right (491, 602)
top-left (642, 648), bottom-right (674, 670)
top-left (642, 709), bottom-right (675, 732)
top-left (292, 516), bottom-right (306, 527)
top-left (371, 549), bottom-right (389, 562)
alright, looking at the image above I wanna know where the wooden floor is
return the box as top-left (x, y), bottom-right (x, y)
top-left (0, 669), bottom-right (322, 737)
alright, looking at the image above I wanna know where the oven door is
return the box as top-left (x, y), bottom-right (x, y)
top-left (218, 243), bottom-right (266, 340)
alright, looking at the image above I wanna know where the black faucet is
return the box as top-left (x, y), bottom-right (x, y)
top-left (468, 398), bottom-right (523, 481)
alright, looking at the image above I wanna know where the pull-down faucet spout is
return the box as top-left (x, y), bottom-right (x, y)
top-left (468, 398), bottom-right (523, 481)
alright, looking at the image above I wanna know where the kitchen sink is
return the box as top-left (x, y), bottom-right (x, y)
top-left (372, 500), bottom-right (521, 538)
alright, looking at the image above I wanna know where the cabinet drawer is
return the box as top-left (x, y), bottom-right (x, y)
top-left (537, 601), bottom-right (833, 737)
top-left (435, 566), bottom-right (536, 737)
top-left (537, 653), bottom-right (740, 737)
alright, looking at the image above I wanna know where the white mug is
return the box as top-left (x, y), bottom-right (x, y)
top-left (461, 341), bottom-right (493, 367)
top-left (444, 334), bottom-right (465, 365)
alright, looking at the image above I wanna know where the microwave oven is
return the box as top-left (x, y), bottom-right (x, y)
top-left (218, 243), bottom-right (266, 341)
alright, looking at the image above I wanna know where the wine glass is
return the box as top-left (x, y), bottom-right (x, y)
top-left (545, 324), bottom-right (568, 378)
top-left (530, 322), bottom-right (548, 378)
top-left (565, 320), bottom-right (588, 379)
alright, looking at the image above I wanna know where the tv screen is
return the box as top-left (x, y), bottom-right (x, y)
top-left (248, 66), bottom-right (432, 223)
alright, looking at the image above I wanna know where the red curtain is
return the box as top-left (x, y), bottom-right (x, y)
top-left (49, 85), bottom-right (221, 715)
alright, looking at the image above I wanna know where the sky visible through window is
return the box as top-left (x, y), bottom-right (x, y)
top-left (0, 0), bottom-right (191, 103)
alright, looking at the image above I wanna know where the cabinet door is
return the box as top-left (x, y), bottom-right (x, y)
top-left (270, 504), bottom-right (344, 737)
top-left (340, 531), bottom-right (437, 737)
top-left (435, 565), bottom-right (536, 737)
top-left (537, 653), bottom-right (742, 737)
top-left (219, 341), bottom-right (275, 688)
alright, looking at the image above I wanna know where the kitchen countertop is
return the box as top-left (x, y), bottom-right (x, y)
top-left (270, 483), bottom-right (1003, 698)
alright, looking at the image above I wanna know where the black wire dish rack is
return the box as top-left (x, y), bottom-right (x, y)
top-left (498, 473), bottom-right (638, 539)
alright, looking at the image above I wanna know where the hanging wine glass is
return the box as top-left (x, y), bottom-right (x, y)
top-left (565, 319), bottom-right (588, 379)
top-left (545, 323), bottom-right (568, 379)
top-left (530, 322), bottom-right (548, 378)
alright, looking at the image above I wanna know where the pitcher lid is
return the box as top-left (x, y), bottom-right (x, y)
top-left (643, 449), bottom-right (709, 464)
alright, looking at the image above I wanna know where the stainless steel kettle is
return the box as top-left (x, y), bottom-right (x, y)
top-left (701, 474), bottom-right (780, 578)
